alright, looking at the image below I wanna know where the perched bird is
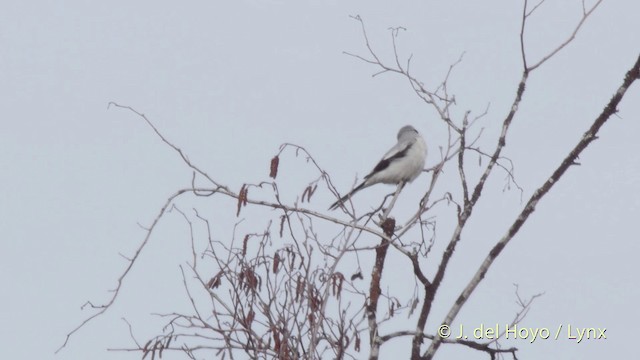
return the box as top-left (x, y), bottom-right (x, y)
top-left (329, 125), bottom-right (427, 210)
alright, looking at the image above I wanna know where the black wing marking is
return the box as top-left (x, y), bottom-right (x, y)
top-left (365, 142), bottom-right (412, 179)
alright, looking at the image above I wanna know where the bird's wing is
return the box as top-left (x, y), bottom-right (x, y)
top-left (365, 138), bottom-right (415, 179)
top-left (328, 140), bottom-right (412, 210)
top-left (329, 134), bottom-right (421, 211)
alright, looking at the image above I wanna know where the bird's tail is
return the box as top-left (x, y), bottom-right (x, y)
top-left (328, 182), bottom-right (367, 211)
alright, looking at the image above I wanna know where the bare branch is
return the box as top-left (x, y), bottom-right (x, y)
top-left (423, 54), bottom-right (640, 360)
top-left (57, 189), bottom-right (189, 353)
top-left (107, 102), bottom-right (223, 189)
top-left (526, 0), bottom-right (604, 71)
top-left (344, 15), bottom-right (461, 132)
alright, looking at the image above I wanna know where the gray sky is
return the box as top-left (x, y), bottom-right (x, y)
top-left (1, 1), bottom-right (639, 359)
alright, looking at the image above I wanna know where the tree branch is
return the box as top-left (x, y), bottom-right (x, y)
top-left (423, 53), bottom-right (640, 360)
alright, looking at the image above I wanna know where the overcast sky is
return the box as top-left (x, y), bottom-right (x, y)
top-left (1, 1), bottom-right (639, 359)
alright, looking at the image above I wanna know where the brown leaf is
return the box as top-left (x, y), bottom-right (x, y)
top-left (289, 251), bottom-right (296, 270)
top-left (245, 309), bottom-right (255, 328)
top-left (331, 272), bottom-right (344, 298)
top-left (301, 186), bottom-right (310, 203)
top-left (295, 275), bottom-right (304, 302)
top-left (269, 155), bottom-right (279, 178)
top-left (236, 184), bottom-right (247, 217)
top-left (142, 347), bottom-right (150, 359)
top-left (309, 287), bottom-right (321, 311)
top-left (241, 267), bottom-right (260, 294)
top-left (408, 297), bottom-right (419, 316)
top-left (273, 330), bottom-right (281, 353)
top-left (143, 339), bottom-right (152, 353)
top-left (307, 184), bottom-right (317, 202)
top-left (279, 215), bottom-right (285, 238)
top-left (242, 234), bottom-right (249, 257)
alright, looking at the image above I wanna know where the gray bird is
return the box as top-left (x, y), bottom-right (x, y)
top-left (329, 125), bottom-right (427, 210)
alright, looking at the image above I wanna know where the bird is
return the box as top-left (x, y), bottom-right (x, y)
top-left (329, 125), bottom-right (427, 211)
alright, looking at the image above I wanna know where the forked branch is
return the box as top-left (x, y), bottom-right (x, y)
top-left (423, 53), bottom-right (640, 360)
